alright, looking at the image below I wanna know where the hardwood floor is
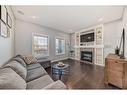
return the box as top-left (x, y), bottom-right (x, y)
top-left (45, 59), bottom-right (119, 89)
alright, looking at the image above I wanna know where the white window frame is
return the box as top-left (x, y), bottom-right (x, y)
top-left (55, 37), bottom-right (65, 55)
top-left (32, 33), bottom-right (49, 57)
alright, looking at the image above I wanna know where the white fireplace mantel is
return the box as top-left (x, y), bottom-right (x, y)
top-left (74, 45), bottom-right (104, 48)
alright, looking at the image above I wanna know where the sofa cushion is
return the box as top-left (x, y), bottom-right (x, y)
top-left (12, 57), bottom-right (26, 67)
top-left (43, 80), bottom-right (67, 89)
top-left (16, 55), bottom-right (37, 65)
top-left (0, 68), bottom-right (26, 89)
top-left (26, 67), bottom-right (47, 82)
top-left (26, 63), bottom-right (42, 70)
top-left (15, 55), bottom-right (27, 63)
top-left (3, 61), bottom-right (27, 79)
top-left (27, 75), bottom-right (53, 89)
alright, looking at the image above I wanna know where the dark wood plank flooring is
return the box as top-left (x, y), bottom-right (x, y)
top-left (45, 59), bottom-right (119, 89)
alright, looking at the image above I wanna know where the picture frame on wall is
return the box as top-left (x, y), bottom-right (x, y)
top-left (0, 20), bottom-right (7, 38)
top-left (7, 12), bottom-right (12, 28)
top-left (0, 5), bottom-right (7, 24)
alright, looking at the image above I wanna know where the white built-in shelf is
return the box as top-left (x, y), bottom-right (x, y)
top-left (74, 24), bottom-right (104, 66)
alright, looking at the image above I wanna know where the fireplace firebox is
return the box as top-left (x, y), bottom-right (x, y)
top-left (81, 51), bottom-right (93, 62)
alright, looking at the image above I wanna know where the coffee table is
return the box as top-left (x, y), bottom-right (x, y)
top-left (51, 63), bottom-right (70, 80)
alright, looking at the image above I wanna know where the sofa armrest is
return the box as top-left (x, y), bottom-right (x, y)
top-left (43, 80), bottom-right (67, 89)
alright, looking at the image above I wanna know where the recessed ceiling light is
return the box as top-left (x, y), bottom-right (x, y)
top-left (32, 16), bottom-right (36, 19)
top-left (17, 10), bottom-right (24, 15)
top-left (99, 18), bottom-right (103, 21)
top-left (32, 16), bottom-right (39, 19)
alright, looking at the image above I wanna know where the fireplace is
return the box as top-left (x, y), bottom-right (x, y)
top-left (81, 51), bottom-right (93, 62)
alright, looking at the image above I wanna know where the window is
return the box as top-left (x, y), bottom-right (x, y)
top-left (33, 34), bottom-right (49, 56)
top-left (55, 38), bottom-right (65, 55)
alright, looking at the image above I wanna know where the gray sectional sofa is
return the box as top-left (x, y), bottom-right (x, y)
top-left (0, 56), bottom-right (67, 89)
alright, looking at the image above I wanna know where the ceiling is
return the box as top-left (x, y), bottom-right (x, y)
top-left (12, 6), bottom-right (124, 33)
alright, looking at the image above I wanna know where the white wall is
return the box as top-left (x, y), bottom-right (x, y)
top-left (122, 7), bottom-right (127, 58)
top-left (69, 33), bottom-right (75, 58)
top-left (0, 6), bottom-right (15, 66)
top-left (103, 20), bottom-right (122, 58)
top-left (70, 33), bottom-right (75, 47)
top-left (15, 20), bottom-right (70, 61)
top-left (104, 6), bottom-right (127, 59)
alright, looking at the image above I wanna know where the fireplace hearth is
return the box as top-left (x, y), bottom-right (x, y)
top-left (81, 51), bottom-right (93, 62)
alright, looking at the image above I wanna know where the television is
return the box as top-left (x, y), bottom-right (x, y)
top-left (80, 32), bottom-right (94, 42)
top-left (118, 28), bottom-right (125, 59)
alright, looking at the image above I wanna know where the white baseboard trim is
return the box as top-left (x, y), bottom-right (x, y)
top-left (95, 63), bottom-right (105, 67)
top-left (68, 57), bottom-right (75, 60)
top-left (51, 57), bottom-right (69, 63)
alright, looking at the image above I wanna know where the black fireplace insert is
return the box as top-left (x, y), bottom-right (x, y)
top-left (81, 51), bottom-right (93, 62)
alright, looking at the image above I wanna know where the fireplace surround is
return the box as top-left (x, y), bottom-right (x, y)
top-left (74, 25), bottom-right (104, 66)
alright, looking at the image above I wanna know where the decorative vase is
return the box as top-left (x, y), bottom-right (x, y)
top-left (115, 46), bottom-right (119, 55)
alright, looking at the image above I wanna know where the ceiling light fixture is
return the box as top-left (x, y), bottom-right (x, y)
top-left (32, 16), bottom-right (39, 19)
top-left (99, 18), bottom-right (103, 21)
top-left (32, 16), bottom-right (36, 19)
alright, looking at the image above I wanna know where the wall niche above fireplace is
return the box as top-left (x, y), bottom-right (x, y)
top-left (80, 29), bottom-right (95, 46)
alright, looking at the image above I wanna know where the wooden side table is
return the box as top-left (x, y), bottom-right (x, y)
top-left (104, 53), bottom-right (127, 88)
